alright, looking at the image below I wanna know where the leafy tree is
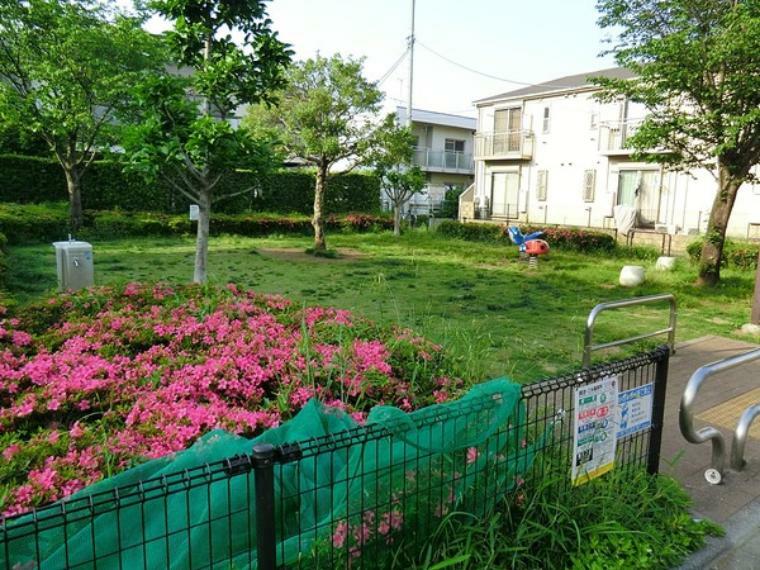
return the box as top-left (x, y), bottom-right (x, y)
top-left (0, 0), bottom-right (160, 230)
top-left (439, 185), bottom-right (465, 219)
top-left (246, 55), bottom-right (383, 252)
top-left (595, 0), bottom-right (760, 285)
top-left (370, 116), bottom-right (425, 236)
top-left (127, 0), bottom-right (291, 283)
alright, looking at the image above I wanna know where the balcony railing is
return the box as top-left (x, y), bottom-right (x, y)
top-left (599, 118), bottom-right (644, 153)
top-left (412, 148), bottom-right (474, 172)
top-left (474, 130), bottom-right (534, 159)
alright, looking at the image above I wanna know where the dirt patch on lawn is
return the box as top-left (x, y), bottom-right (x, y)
top-left (257, 247), bottom-right (364, 263)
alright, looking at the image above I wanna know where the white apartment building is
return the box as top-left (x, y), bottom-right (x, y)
top-left (392, 107), bottom-right (476, 215)
top-left (461, 67), bottom-right (760, 239)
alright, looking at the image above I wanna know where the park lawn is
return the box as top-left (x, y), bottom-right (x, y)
top-left (5, 229), bottom-right (756, 382)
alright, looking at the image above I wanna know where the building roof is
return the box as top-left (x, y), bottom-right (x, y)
top-left (474, 67), bottom-right (635, 105)
top-left (396, 107), bottom-right (476, 131)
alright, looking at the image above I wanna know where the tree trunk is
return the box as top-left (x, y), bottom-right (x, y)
top-left (312, 164), bottom-right (328, 251)
top-left (393, 203), bottom-right (401, 236)
top-left (752, 250), bottom-right (760, 325)
top-left (64, 167), bottom-right (83, 232)
top-left (697, 163), bottom-right (742, 286)
top-left (193, 189), bottom-right (211, 284)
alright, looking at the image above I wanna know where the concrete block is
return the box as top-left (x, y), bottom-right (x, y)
top-left (619, 265), bottom-right (645, 287)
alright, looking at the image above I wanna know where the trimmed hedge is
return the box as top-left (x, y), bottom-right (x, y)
top-left (0, 203), bottom-right (392, 244)
top-left (0, 154), bottom-right (381, 214)
top-left (436, 221), bottom-right (616, 253)
top-left (687, 238), bottom-right (759, 270)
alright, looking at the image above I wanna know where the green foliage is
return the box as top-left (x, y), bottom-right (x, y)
top-left (0, 202), bottom-right (392, 244)
top-left (595, 0), bottom-right (760, 175)
top-left (407, 468), bottom-right (721, 569)
top-left (0, 0), bottom-right (162, 227)
top-left (436, 221), bottom-right (506, 243)
top-left (439, 187), bottom-right (464, 219)
top-left (687, 237), bottom-right (759, 270)
top-left (370, 115), bottom-right (426, 234)
top-left (436, 222), bottom-right (616, 253)
top-left (248, 54), bottom-right (383, 167)
top-left (0, 155), bottom-right (381, 214)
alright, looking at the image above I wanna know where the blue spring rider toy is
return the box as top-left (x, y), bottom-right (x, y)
top-left (507, 226), bottom-right (544, 255)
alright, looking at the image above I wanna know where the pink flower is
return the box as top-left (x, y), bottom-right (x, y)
top-left (466, 447), bottom-right (479, 464)
top-left (69, 423), bottom-right (85, 439)
top-left (2, 444), bottom-right (20, 460)
top-left (11, 331), bottom-right (32, 347)
top-left (332, 521), bottom-right (349, 548)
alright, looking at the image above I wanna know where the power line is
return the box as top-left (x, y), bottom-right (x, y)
top-left (417, 41), bottom-right (581, 89)
top-left (377, 47), bottom-right (409, 86)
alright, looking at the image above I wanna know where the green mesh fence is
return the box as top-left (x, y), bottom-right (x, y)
top-left (0, 347), bottom-right (669, 570)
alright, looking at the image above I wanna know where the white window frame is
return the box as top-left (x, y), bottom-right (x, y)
top-left (542, 107), bottom-right (551, 134)
top-left (445, 138), bottom-right (466, 153)
top-left (582, 169), bottom-right (596, 203)
top-left (536, 169), bottom-right (548, 202)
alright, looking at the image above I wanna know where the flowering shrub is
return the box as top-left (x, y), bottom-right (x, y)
top-left (0, 283), bottom-right (462, 517)
top-left (436, 221), bottom-right (616, 252)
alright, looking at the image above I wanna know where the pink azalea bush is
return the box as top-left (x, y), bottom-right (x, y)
top-left (0, 283), bottom-right (463, 517)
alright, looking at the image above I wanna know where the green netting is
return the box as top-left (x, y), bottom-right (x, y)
top-left (4, 378), bottom-right (543, 569)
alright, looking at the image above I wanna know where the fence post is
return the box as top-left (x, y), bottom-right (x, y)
top-left (253, 443), bottom-right (277, 570)
top-left (647, 349), bottom-right (670, 475)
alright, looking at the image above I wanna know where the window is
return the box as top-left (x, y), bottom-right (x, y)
top-left (590, 111), bottom-right (598, 129)
top-left (542, 107), bottom-right (551, 134)
top-left (582, 169), bottom-right (596, 202)
top-left (536, 170), bottom-right (548, 201)
top-left (445, 139), bottom-right (465, 153)
top-left (412, 135), bottom-right (420, 149)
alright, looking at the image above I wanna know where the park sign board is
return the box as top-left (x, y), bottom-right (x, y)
top-left (571, 376), bottom-right (655, 486)
top-left (571, 375), bottom-right (618, 486)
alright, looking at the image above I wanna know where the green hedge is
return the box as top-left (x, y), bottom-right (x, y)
top-left (687, 238), bottom-right (759, 270)
top-left (436, 221), bottom-right (616, 253)
top-left (0, 154), bottom-right (381, 214)
top-left (0, 203), bottom-right (392, 244)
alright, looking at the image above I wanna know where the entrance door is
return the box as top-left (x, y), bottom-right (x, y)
top-left (491, 172), bottom-right (519, 218)
top-left (617, 170), bottom-right (659, 227)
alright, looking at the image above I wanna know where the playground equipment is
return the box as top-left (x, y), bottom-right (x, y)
top-left (507, 226), bottom-right (550, 261)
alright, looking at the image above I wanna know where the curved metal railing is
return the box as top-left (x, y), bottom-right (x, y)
top-left (583, 293), bottom-right (677, 368)
top-left (679, 349), bottom-right (760, 484)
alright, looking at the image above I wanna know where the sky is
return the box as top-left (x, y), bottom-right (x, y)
top-left (131, 0), bottom-right (617, 118)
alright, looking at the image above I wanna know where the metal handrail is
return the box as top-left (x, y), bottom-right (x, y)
top-left (583, 293), bottom-right (676, 368)
top-left (680, 349), bottom-right (760, 484)
top-left (731, 403), bottom-right (760, 470)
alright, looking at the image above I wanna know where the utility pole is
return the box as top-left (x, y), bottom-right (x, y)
top-left (406, 0), bottom-right (415, 127)
top-left (752, 250), bottom-right (760, 324)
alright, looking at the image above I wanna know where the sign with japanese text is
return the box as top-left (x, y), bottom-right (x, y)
top-left (571, 375), bottom-right (618, 486)
top-left (617, 383), bottom-right (653, 439)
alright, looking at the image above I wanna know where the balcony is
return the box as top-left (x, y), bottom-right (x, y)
top-left (412, 148), bottom-right (474, 174)
top-left (474, 130), bottom-right (534, 160)
top-left (599, 118), bottom-right (644, 155)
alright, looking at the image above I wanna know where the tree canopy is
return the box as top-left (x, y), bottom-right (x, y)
top-left (245, 54), bottom-right (383, 251)
top-left (0, 0), bottom-right (161, 229)
top-left (125, 0), bottom-right (292, 283)
top-left (595, 0), bottom-right (760, 284)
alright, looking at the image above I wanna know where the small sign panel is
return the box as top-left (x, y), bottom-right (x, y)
top-left (617, 383), bottom-right (653, 439)
top-left (572, 375), bottom-right (618, 486)
top-left (189, 204), bottom-right (200, 221)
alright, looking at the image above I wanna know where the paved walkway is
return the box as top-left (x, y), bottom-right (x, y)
top-left (657, 336), bottom-right (760, 569)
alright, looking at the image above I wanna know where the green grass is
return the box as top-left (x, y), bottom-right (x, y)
top-left (5, 229), bottom-right (757, 382)
top-left (408, 468), bottom-right (721, 569)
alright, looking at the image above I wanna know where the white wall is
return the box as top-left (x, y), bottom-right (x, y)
top-left (473, 90), bottom-right (760, 238)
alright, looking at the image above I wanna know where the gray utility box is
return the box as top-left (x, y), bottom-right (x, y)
top-left (52, 241), bottom-right (94, 292)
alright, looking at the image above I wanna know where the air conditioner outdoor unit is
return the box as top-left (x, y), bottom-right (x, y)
top-left (52, 240), bottom-right (94, 292)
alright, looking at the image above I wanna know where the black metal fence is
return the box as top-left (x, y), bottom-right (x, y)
top-left (0, 347), bottom-right (669, 570)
